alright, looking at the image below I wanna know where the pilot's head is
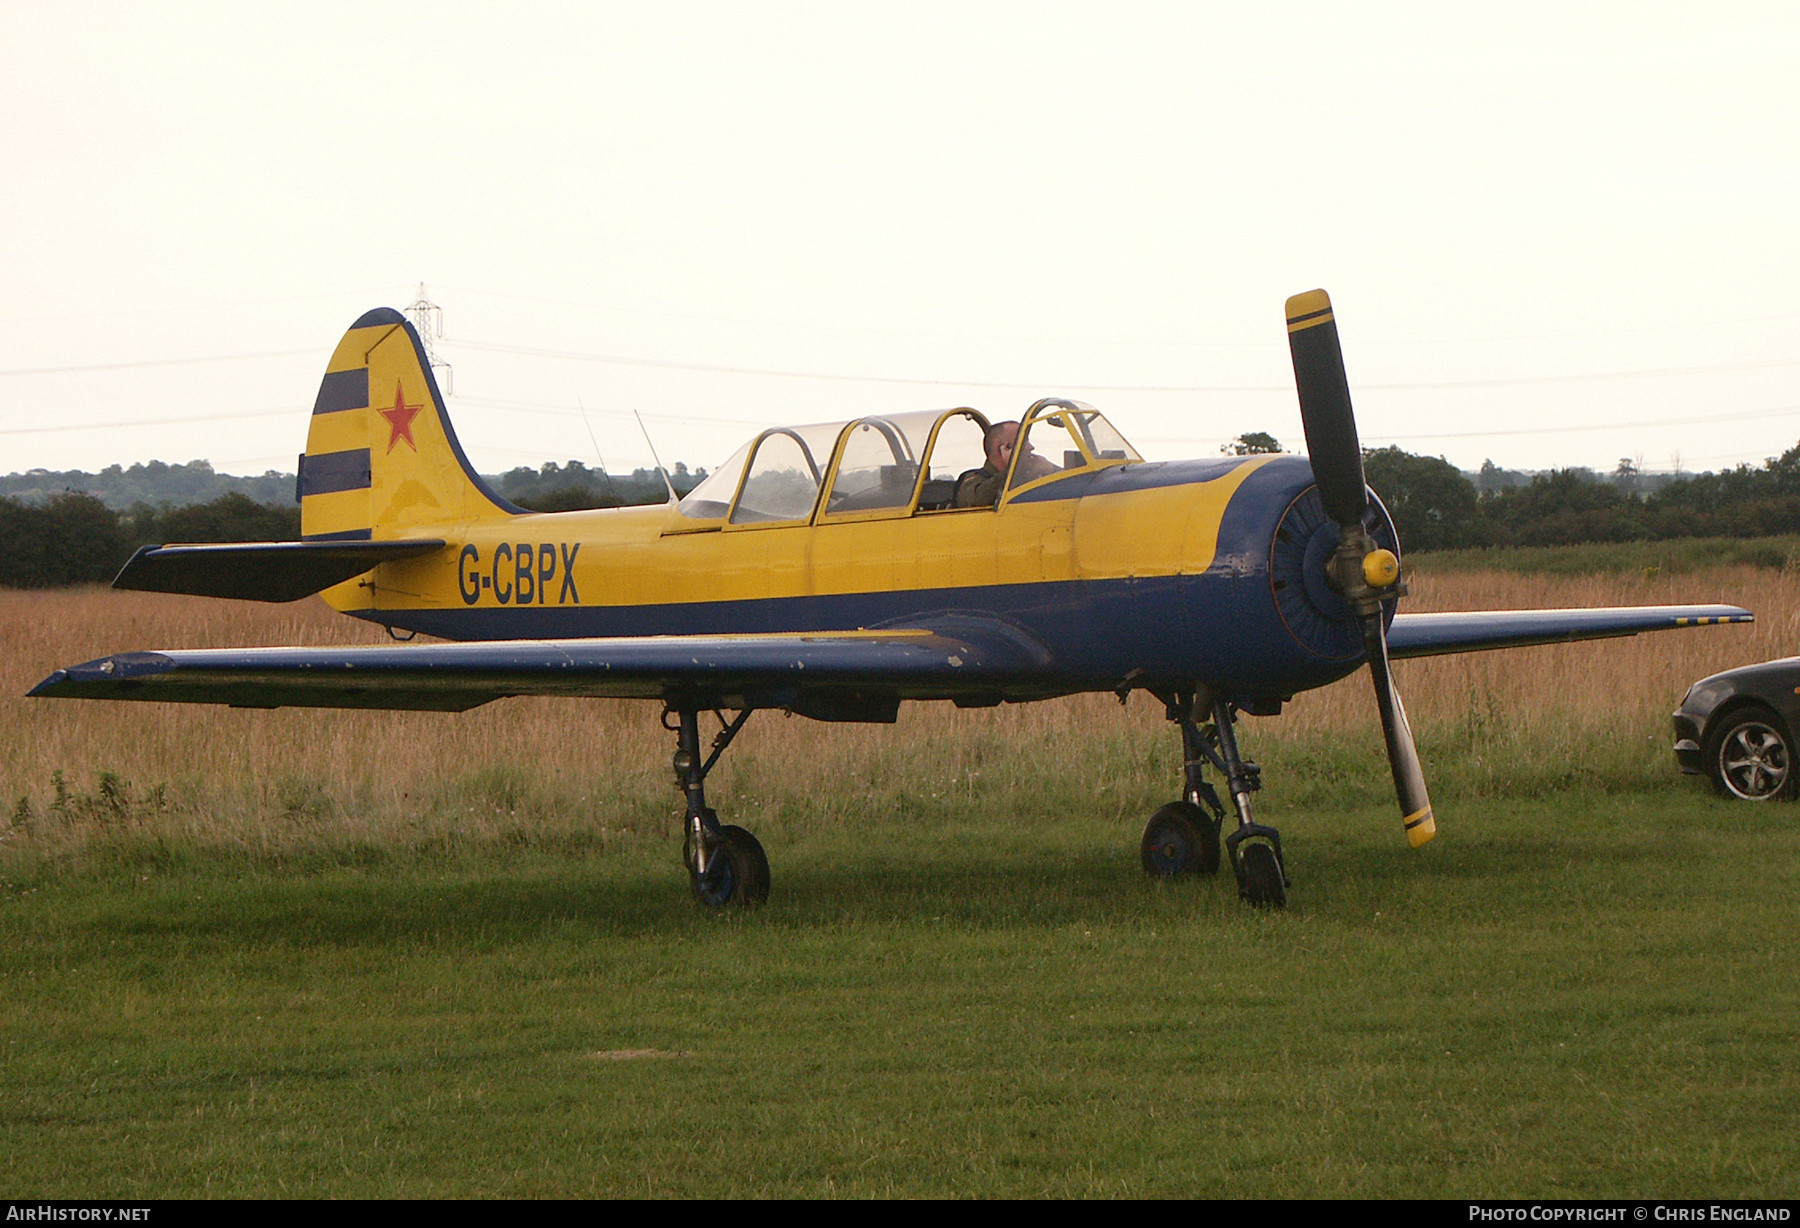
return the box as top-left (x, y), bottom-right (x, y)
top-left (984, 421), bottom-right (1021, 470)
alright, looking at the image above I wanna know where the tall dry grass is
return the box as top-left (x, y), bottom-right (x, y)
top-left (0, 565), bottom-right (1783, 860)
top-left (1280, 564), bottom-right (1788, 800)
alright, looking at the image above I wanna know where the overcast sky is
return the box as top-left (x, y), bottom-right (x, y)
top-left (2, 1), bottom-right (1795, 481)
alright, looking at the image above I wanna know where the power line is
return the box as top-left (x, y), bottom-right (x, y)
top-left (444, 337), bottom-right (1238, 392)
top-left (1366, 403), bottom-right (1800, 442)
top-left (444, 336), bottom-right (1800, 393)
top-left (0, 408), bottom-right (303, 436)
top-left (433, 283), bottom-right (1800, 352)
top-left (453, 396), bottom-right (768, 430)
top-left (0, 350), bottom-right (314, 378)
top-left (4, 327), bottom-right (1794, 392)
top-left (0, 288), bottom-right (403, 327)
top-left (6, 390), bottom-right (1795, 446)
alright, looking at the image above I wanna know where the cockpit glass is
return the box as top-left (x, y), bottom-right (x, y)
top-left (728, 422), bottom-right (843, 524)
top-left (1066, 404), bottom-right (1140, 463)
top-left (678, 404), bottom-right (1130, 522)
top-left (679, 441), bottom-right (751, 519)
top-left (922, 412), bottom-right (987, 484)
top-left (1013, 414), bottom-right (1082, 484)
top-left (821, 410), bottom-right (946, 516)
top-left (1011, 406), bottom-right (1141, 492)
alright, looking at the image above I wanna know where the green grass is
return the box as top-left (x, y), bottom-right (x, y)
top-left (3, 785), bottom-right (1796, 1197)
top-left (1413, 534), bottom-right (1800, 576)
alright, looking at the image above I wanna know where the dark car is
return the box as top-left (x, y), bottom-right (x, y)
top-left (1674, 658), bottom-right (1800, 800)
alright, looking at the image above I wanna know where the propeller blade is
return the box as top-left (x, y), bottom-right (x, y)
top-left (1362, 616), bottom-right (1437, 847)
top-left (1285, 289), bottom-right (1368, 527)
top-left (1287, 288), bottom-right (1436, 847)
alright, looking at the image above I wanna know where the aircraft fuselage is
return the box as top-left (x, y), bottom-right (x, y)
top-left (331, 453), bottom-right (1393, 707)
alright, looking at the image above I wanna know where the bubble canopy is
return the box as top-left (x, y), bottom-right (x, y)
top-left (675, 400), bottom-right (1140, 526)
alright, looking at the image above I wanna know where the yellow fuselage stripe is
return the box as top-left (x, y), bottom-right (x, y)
top-left (323, 456), bottom-right (1281, 615)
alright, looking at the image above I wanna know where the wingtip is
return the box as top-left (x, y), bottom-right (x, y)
top-left (25, 669), bottom-right (70, 698)
top-left (27, 653), bottom-right (177, 698)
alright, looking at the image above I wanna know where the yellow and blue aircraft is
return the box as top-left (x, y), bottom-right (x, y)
top-left (30, 291), bottom-right (1753, 907)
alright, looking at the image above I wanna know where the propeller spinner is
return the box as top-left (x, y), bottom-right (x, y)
top-left (1285, 290), bottom-right (1437, 847)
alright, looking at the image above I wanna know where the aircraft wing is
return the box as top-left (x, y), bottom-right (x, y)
top-left (27, 619), bottom-right (1053, 720)
top-left (1386, 605), bottom-right (1753, 659)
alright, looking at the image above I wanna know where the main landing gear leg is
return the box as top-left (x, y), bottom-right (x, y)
top-left (1140, 690), bottom-right (1226, 879)
top-left (1140, 690), bottom-right (1287, 907)
top-left (665, 705), bottom-right (768, 907)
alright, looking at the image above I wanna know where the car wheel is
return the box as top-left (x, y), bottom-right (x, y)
top-left (1708, 708), bottom-right (1796, 801)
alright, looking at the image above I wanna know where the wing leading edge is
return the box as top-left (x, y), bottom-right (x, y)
top-left (1387, 605), bottom-right (1753, 659)
top-left (28, 619), bottom-right (1055, 720)
top-left (28, 606), bottom-right (1755, 715)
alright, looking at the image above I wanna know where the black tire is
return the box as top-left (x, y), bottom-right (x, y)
top-left (1237, 843), bottom-right (1286, 908)
top-left (690, 825), bottom-right (771, 907)
top-left (1140, 802), bottom-right (1220, 879)
top-left (1707, 707), bottom-right (1797, 801)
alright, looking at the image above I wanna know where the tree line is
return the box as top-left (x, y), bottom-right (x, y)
top-left (1, 457), bottom-right (706, 514)
top-left (0, 459), bottom-right (294, 510)
top-left (0, 492), bottom-right (301, 588)
top-left (489, 459), bottom-right (706, 510)
top-left (1222, 431), bottom-right (1800, 553)
top-left (1361, 443), bottom-right (1800, 552)
top-left (6, 442), bottom-right (1798, 588)
top-left (0, 460), bottom-right (700, 589)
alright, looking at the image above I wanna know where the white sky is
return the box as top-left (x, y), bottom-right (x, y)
top-left (2, 1), bottom-right (1796, 480)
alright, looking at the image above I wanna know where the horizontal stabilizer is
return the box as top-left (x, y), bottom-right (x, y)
top-left (28, 620), bottom-right (1053, 717)
top-left (1387, 605), bottom-right (1753, 659)
top-left (112, 539), bottom-right (446, 603)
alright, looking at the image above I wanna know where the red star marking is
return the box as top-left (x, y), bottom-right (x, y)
top-left (379, 381), bottom-right (424, 453)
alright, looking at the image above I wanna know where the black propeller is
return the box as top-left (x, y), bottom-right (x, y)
top-left (1285, 290), bottom-right (1436, 847)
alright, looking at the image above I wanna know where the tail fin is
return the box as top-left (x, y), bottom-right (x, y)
top-left (298, 308), bottom-right (521, 542)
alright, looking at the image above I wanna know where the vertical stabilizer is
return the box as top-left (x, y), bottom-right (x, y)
top-left (298, 309), bottom-right (520, 543)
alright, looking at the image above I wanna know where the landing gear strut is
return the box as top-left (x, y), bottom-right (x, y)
top-left (1144, 689), bottom-right (1288, 907)
top-left (665, 705), bottom-right (769, 907)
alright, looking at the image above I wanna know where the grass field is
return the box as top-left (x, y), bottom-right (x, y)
top-left (1, 555), bottom-right (1795, 1196)
top-left (1413, 533), bottom-right (1800, 578)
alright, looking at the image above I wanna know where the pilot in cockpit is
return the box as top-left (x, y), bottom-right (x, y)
top-left (953, 421), bottom-right (1057, 508)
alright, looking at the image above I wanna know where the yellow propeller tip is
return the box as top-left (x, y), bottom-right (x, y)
top-left (1405, 809), bottom-right (1437, 847)
top-left (1285, 288), bottom-right (1333, 323)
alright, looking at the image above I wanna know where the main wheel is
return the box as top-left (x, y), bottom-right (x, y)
top-left (1708, 708), bottom-right (1796, 801)
top-left (1237, 843), bottom-right (1286, 908)
top-left (1140, 802), bottom-right (1220, 879)
top-left (690, 825), bottom-right (771, 907)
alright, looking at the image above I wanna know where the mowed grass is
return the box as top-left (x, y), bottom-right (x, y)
top-left (1, 559), bottom-right (1795, 1196)
top-left (4, 795), bottom-right (1797, 1197)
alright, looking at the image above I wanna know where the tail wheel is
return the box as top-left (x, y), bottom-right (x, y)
top-left (1140, 802), bottom-right (1220, 879)
top-left (1709, 708), bottom-right (1796, 801)
top-left (690, 824), bottom-right (771, 907)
